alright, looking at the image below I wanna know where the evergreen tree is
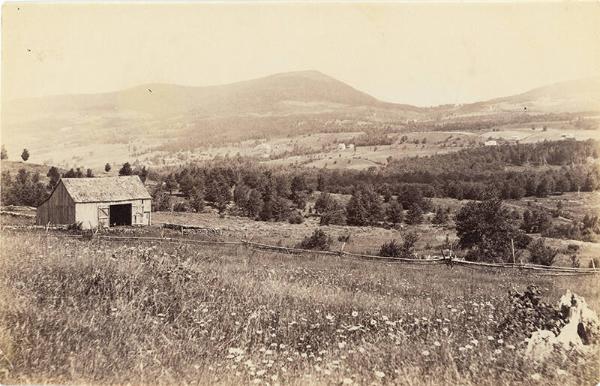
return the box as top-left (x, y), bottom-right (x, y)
top-left (386, 200), bottom-right (404, 224)
top-left (104, 163), bottom-right (111, 173)
top-left (245, 189), bottom-right (263, 218)
top-left (190, 186), bottom-right (205, 212)
top-left (119, 162), bottom-right (133, 176)
top-left (86, 168), bottom-right (94, 178)
top-left (432, 206), bottom-right (448, 224)
top-left (346, 191), bottom-right (369, 226)
top-left (21, 148), bottom-right (30, 162)
top-left (405, 204), bottom-right (423, 225)
top-left (46, 166), bottom-right (61, 189)
top-left (1, 145), bottom-right (7, 160)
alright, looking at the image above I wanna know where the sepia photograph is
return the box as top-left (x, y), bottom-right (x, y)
top-left (1, 1), bottom-right (599, 384)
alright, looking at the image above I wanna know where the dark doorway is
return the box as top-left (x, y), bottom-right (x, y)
top-left (109, 204), bottom-right (132, 226)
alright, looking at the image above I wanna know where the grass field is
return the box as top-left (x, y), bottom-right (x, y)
top-left (1, 229), bottom-right (599, 385)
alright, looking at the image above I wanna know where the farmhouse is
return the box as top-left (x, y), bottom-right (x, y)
top-left (36, 176), bottom-right (152, 229)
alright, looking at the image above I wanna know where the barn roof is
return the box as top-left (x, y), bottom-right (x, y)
top-left (61, 176), bottom-right (152, 203)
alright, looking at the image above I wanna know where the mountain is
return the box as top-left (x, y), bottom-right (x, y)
top-left (2, 71), bottom-right (599, 168)
top-left (5, 70), bottom-right (421, 120)
top-left (456, 77), bottom-right (600, 115)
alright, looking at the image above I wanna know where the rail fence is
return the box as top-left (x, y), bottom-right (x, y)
top-left (2, 224), bottom-right (598, 276)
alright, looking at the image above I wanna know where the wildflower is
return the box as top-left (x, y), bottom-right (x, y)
top-left (351, 311), bottom-right (358, 317)
top-left (497, 339), bottom-right (504, 344)
top-left (342, 378), bottom-right (353, 384)
top-left (464, 344), bottom-right (473, 350)
top-left (326, 314), bottom-right (335, 321)
top-left (556, 369), bottom-right (567, 376)
top-left (470, 339), bottom-right (479, 346)
top-left (433, 341), bottom-right (441, 347)
top-left (494, 349), bottom-right (502, 355)
top-left (370, 319), bottom-right (377, 326)
top-left (374, 370), bottom-right (385, 379)
top-left (338, 341), bottom-right (347, 349)
top-left (421, 350), bottom-right (430, 356)
top-left (506, 344), bottom-right (515, 350)
top-left (442, 327), bottom-right (449, 334)
top-left (530, 373), bottom-right (541, 381)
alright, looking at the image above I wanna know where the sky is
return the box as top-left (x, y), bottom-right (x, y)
top-left (2, 2), bottom-right (600, 106)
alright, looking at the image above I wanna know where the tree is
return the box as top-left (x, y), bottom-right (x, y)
top-left (190, 186), bottom-right (205, 212)
top-left (104, 163), bottom-right (111, 173)
top-left (119, 162), bottom-right (133, 176)
top-left (346, 191), bottom-right (369, 226)
top-left (386, 200), bottom-right (404, 224)
top-left (455, 198), bottom-right (530, 262)
top-left (405, 204), bottom-right (423, 225)
top-left (245, 189), bottom-right (263, 218)
top-left (432, 206), bottom-right (449, 225)
top-left (1, 145), bottom-right (7, 160)
top-left (21, 148), bottom-right (30, 162)
top-left (528, 239), bottom-right (558, 266)
top-left (86, 168), bottom-right (94, 178)
top-left (164, 174), bottom-right (178, 194)
top-left (46, 166), bottom-right (61, 189)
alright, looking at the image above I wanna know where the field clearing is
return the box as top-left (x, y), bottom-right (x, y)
top-left (1, 230), bottom-right (598, 385)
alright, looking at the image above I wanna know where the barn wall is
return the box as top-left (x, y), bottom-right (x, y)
top-left (36, 182), bottom-right (75, 225)
top-left (75, 199), bottom-right (151, 229)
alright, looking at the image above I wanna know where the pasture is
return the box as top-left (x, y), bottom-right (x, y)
top-left (1, 229), bottom-right (598, 385)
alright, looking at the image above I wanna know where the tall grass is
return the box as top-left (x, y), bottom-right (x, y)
top-left (0, 230), bottom-right (598, 385)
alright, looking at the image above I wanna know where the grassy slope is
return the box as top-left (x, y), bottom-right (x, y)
top-left (1, 230), bottom-right (598, 385)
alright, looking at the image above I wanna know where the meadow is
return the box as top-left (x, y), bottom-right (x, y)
top-left (1, 229), bottom-right (598, 385)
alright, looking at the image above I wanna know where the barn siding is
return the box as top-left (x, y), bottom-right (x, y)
top-left (36, 182), bottom-right (75, 225)
top-left (75, 199), bottom-right (151, 229)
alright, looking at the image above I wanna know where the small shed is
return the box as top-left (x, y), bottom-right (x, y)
top-left (36, 176), bottom-right (152, 229)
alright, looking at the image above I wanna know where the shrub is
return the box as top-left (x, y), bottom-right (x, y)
top-left (173, 202), bottom-right (190, 212)
top-left (337, 234), bottom-right (351, 243)
top-left (297, 229), bottom-right (332, 251)
top-left (288, 211), bottom-right (304, 224)
top-left (527, 239), bottom-right (558, 266)
top-left (379, 232), bottom-right (418, 258)
top-left (379, 240), bottom-right (401, 257)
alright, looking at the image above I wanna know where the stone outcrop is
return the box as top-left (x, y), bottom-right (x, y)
top-left (525, 290), bottom-right (599, 361)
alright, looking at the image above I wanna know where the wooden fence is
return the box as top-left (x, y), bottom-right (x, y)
top-left (2, 224), bottom-right (597, 276)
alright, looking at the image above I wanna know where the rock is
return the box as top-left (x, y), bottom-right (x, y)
top-left (525, 290), bottom-right (600, 361)
top-left (558, 290), bottom-right (600, 345)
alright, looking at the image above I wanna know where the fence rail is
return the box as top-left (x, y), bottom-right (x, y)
top-left (2, 225), bottom-right (598, 276)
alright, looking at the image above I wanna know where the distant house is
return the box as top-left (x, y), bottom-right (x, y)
top-left (484, 140), bottom-right (498, 146)
top-left (36, 176), bottom-right (152, 229)
top-left (337, 143), bottom-right (346, 151)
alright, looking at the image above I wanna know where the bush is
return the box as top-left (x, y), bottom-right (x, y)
top-left (173, 202), bottom-right (190, 212)
top-left (288, 211), bottom-right (304, 224)
top-left (337, 234), bottom-right (351, 243)
top-left (379, 232), bottom-right (418, 258)
top-left (297, 229), bottom-right (332, 251)
top-left (379, 240), bottom-right (402, 257)
top-left (527, 239), bottom-right (558, 266)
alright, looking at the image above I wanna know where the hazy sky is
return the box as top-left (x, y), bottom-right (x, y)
top-left (3, 2), bottom-right (600, 106)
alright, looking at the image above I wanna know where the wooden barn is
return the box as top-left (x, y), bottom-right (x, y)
top-left (36, 176), bottom-right (152, 229)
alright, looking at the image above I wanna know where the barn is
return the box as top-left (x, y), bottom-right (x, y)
top-left (36, 176), bottom-right (152, 229)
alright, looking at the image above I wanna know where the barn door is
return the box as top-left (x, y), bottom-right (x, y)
top-left (133, 203), bottom-right (144, 225)
top-left (98, 206), bottom-right (109, 228)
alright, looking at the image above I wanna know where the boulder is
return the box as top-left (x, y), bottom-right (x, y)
top-left (525, 290), bottom-right (599, 361)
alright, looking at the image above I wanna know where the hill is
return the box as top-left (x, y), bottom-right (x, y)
top-left (2, 72), bottom-right (599, 168)
top-left (456, 77), bottom-right (600, 115)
